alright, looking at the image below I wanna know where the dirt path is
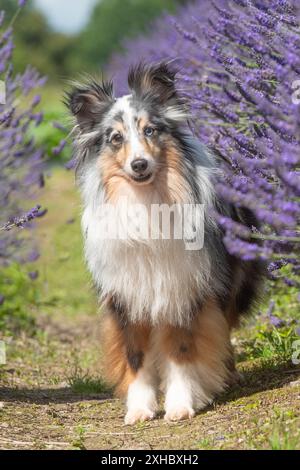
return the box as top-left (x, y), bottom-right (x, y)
top-left (0, 169), bottom-right (299, 450)
top-left (1, 313), bottom-right (300, 450)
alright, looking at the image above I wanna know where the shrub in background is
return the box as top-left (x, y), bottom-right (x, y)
top-left (0, 263), bottom-right (38, 333)
top-left (0, 1), bottom-right (49, 331)
top-left (0, 2), bottom-right (47, 266)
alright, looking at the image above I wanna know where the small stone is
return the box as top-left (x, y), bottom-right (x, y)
top-left (289, 379), bottom-right (300, 387)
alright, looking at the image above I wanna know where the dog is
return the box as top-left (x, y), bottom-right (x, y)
top-left (66, 62), bottom-right (264, 424)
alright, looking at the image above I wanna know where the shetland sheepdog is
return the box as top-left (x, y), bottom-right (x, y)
top-left (66, 62), bottom-right (263, 424)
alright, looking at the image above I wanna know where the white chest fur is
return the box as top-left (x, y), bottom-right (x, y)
top-left (82, 201), bottom-right (212, 327)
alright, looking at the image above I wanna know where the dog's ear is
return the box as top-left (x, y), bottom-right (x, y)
top-left (128, 62), bottom-right (178, 105)
top-left (65, 80), bottom-right (115, 130)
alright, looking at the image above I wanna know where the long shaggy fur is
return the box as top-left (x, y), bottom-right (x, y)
top-left (67, 61), bottom-right (264, 424)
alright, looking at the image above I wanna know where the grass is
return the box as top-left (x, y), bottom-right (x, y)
top-left (67, 368), bottom-right (111, 395)
top-left (243, 325), bottom-right (300, 362)
top-left (269, 430), bottom-right (300, 450)
top-left (72, 426), bottom-right (87, 450)
top-left (0, 166), bottom-right (299, 450)
top-left (263, 410), bottom-right (300, 450)
top-left (0, 264), bottom-right (37, 334)
top-left (34, 168), bottom-right (98, 318)
top-left (197, 438), bottom-right (212, 450)
top-left (234, 281), bottom-right (300, 366)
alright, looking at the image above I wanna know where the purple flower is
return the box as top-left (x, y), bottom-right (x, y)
top-left (269, 315), bottom-right (285, 328)
top-left (0, 295), bottom-right (5, 306)
top-left (266, 300), bottom-right (275, 316)
top-left (65, 158), bottom-right (76, 170)
top-left (0, 206), bottom-right (44, 232)
top-left (28, 270), bottom-right (39, 280)
top-left (53, 139), bottom-right (67, 156)
top-left (53, 121), bottom-right (67, 132)
top-left (0, 5), bottom-right (46, 267)
top-left (26, 249), bottom-right (40, 263)
top-left (283, 277), bottom-right (298, 287)
top-left (106, 0), bottom-right (300, 282)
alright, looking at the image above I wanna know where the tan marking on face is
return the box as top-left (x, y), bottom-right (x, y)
top-left (98, 148), bottom-right (123, 202)
top-left (98, 137), bottom-right (133, 202)
top-left (115, 139), bottom-right (131, 168)
top-left (153, 136), bottom-right (189, 203)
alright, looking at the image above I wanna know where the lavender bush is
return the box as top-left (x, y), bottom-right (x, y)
top-left (108, 0), bottom-right (300, 283)
top-left (0, 2), bottom-right (46, 266)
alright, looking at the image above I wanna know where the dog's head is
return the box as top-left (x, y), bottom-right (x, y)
top-left (66, 62), bottom-right (189, 190)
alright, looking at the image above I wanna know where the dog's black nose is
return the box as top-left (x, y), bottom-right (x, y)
top-left (131, 158), bottom-right (148, 173)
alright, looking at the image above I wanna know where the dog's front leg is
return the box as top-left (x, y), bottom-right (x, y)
top-left (125, 351), bottom-right (158, 425)
top-left (102, 313), bottom-right (158, 424)
top-left (159, 303), bottom-right (233, 421)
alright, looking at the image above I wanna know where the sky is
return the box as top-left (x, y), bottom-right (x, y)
top-left (33, 0), bottom-right (99, 34)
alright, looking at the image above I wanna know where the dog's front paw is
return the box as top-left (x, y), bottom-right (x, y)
top-left (164, 406), bottom-right (195, 422)
top-left (125, 408), bottom-right (156, 425)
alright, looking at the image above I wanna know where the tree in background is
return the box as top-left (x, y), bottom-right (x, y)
top-left (77, 0), bottom-right (188, 71)
top-left (1, 0), bottom-right (78, 80)
top-left (2, 0), bottom-right (188, 81)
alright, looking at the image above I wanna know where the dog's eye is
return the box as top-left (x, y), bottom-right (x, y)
top-left (144, 126), bottom-right (155, 138)
top-left (111, 133), bottom-right (123, 145)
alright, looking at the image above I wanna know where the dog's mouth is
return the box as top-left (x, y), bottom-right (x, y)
top-left (129, 173), bottom-right (153, 184)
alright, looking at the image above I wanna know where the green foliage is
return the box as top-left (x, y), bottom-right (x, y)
top-left (32, 168), bottom-right (98, 317)
top-left (77, 0), bottom-right (186, 70)
top-left (2, 1), bottom-right (79, 81)
top-left (247, 325), bottom-right (299, 362)
top-left (72, 426), bottom-right (87, 450)
top-left (236, 279), bottom-right (299, 365)
top-left (33, 109), bottom-right (69, 163)
top-left (2, 0), bottom-right (187, 82)
top-left (1, 0), bottom-right (23, 19)
top-left (197, 438), bottom-right (212, 449)
top-left (267, 273), bottom-right (299, 323)
top-left (0, 264), bottom-right (38, 333)
top-left (268, 411), bottom-right (300, 450)
top-left (22, 84), bottom-right (69, 163)
top-left (269, 430), bottom-right (299, 450)
top-left (68, 368), bottom-right (111, 395)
